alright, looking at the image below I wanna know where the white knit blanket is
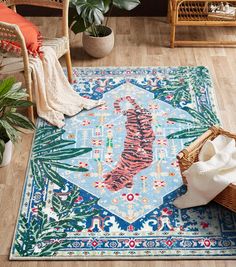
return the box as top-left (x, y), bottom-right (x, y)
top-left (31, 46), bottom-right (104, 127)
top-left (174, 135), bottom-right (236, 209)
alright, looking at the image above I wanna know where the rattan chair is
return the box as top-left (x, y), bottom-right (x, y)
top-left (0, 0), bottom-right (73, 122)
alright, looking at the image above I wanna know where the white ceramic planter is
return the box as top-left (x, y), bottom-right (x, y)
top-left (0, 140), bottom-right (13, 167)
top-left (82, 26), bottom-right (114, 58)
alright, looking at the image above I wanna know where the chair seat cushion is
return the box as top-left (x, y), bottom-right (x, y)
top-left (0, 37), bottom-right (69, 74)
top-left (43, 37), bottom-right (68, 58)
top-left (0, 3), bottom-right (43, 57)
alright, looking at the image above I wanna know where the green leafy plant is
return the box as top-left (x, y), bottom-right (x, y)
top-left (0, 78), bottom-right (35, 164)
top-left (69, 0), bottom-right (140, 37)
top-left (15, 187), bottom-right (99, 257)
top-left (166, 104), bottom-right (220, 146)
top-left (31, 126), bottom-right (92, 190)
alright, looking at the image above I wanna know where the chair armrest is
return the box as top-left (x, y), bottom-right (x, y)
top-left (0, 21), bottom-right (30, 75)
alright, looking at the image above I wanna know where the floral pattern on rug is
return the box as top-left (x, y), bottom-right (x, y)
top-left (10, 67), bottom-right (236, 259)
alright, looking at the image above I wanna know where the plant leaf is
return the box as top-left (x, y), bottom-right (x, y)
top-left (35, 129), bottom-right (65, 145)
top-left (113, 0), bottom-right (140, 10)
top-left (52, 194), bottom-right (64, 214)
top-left (31, 160), bottom-right (44, 190)
top-left (49, 162), bottom-right (88, 172)
top-left (92, 8), bottom-right (104, 25)
top-left (167, 127), bottom-right (207, 139)
top-left (3, 99), bottom-right (33, 108)
top-left (0, 119), bottom-right (18, 142)
top-left (42, 163), bottom-right (67, 189)
top-left (33, 139), bottom-right (75, 154)
top-left (167, 118), bottom-right (195, 125)
top-left (5, 112), bottom-right (35, 130)
top-left (0, 77), bottom-right (15, 97)
top-left (103, 0), bottom-right (111, 12)
top-left (70, 14), bottom-right (88, 34)
top-left (74, 0), bottom-right (105, 26)
top-left (201, 104), bottom-right (220, 125)
top-left (36, 147), bottom-right (92, 161)
top-left (37, 240), bottom-right (70, 257)
top-left (182, 107), bottom-right (210, 124)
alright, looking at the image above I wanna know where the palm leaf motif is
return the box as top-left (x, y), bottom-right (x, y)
top-left (14, 187), bottom-right (99, 257)
top-left (153, 66), bottom-right (211, 108)
top-left (188, 66), bottom-right (212, 96)
top-left (31, 126), bottom-right (92, 190)
top-left (167, 104), bottom-right (220, 146)
top-left (152, 67), bottom-right (191, 107)
top-left (14, 126), bottom-right (99, 257)
top-left (154, 80), bottom-right (191, 107)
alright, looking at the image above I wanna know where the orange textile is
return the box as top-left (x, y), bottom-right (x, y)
top-left (0, 3), bottom-right (43, 57)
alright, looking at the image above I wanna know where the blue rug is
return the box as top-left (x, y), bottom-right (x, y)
top-left (10, 67), bottom-right (236, 259)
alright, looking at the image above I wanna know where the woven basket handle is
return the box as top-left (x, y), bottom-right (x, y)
top-left (176, 125), bottom-right (220, 160)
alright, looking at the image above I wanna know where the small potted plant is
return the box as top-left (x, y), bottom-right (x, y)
top-left (0, 78), bottom-right (35, 167)
top-left (69, 0), bottom-right (140, 58)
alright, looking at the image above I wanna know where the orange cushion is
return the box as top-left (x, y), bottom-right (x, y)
top-left (0, 3), bottom-right (43, 57)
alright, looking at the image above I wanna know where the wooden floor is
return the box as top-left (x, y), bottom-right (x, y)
top-left (1, 17), bottom-right (236, 267)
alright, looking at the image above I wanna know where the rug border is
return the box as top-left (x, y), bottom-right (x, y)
top-left (8, 255), bottom-right (236, 261)
top-left (9, 66), bottom-right (232, 261)
top-left (204, 66), bottom-right (223, 126)
top-left (9, 119), bottom-right (40, 261)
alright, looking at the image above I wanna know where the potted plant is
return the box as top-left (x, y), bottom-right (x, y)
top-left (0, 78), bottom-right (35, 167)
top-left (69, 0), bottom-right (140, 58)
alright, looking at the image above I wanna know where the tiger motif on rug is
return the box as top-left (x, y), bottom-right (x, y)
top-left (103, 96), bottom-right (156, 191)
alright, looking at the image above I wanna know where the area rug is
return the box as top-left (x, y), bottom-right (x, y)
top-left (10, 67), bottom-right (236, 260)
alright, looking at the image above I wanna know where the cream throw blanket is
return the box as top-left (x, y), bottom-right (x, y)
top-left (32, 46), bottom-right (105, 127)
top-left (1, 47), bottom-right (104, 128)
top-left (174, 135), bottom-right (236, 209)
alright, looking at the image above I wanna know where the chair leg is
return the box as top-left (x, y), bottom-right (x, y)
top-left (65, 50), bottom-right (73, 83)
top-left (167, 0), bottom-right (172, 24)
top-left (28, 104), bottom-right (35, 124)
top-left (170, 24), bottom-right (176, 48)
top-left (170, 1), bottom-right (177, 48)
top-left (25, 74), bottom-right (35, 124)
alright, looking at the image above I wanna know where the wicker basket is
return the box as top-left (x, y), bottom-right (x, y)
top-left (177, 125), bottom-right (236, 212)
top-left (176, 1), bottom-right (236, 22)
top-left (169, 0), bottom-right (236, 47)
